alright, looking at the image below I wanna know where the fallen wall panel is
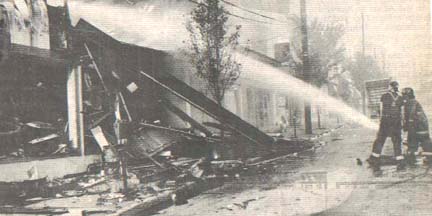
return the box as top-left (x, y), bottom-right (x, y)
top-left (140, 71), bottom-right (275, 146)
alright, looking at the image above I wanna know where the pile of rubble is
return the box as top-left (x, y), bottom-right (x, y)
top-left (0, 123), bottom-right (317, 214)
top-left (0, 13), bottom-right (320, 214)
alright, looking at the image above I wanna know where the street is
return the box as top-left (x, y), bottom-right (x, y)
top-left (156, 125), bottom-right (432, 216)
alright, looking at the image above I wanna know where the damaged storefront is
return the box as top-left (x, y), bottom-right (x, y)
top-left (0, 1), bottom-right (317, 214)
top-left (0, 0), bottom-right (97, 165)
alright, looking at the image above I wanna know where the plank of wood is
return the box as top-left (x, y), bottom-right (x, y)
top-left (84, 43), bottom-right (108, 92)
top-left (28, 134), bottom-right (59, 144)
top-left (0, 206), bottom-right (68, 215)
top-left (161, 99), bottom-right (212, 137)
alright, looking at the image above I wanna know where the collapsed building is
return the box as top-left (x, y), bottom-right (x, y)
top-left (0, 1), bottom-right (320, 212)
top-left (0, 0), bottom-right (100, 183)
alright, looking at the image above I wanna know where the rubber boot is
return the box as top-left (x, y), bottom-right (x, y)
top-left (406, 153), bottom-right (417, 167)
top-left (367, 155), bottom-right (382, 175)
top-left (423, 156), bottom-right (432, 166)
top-left (396, 159), bottom-right (406, 171)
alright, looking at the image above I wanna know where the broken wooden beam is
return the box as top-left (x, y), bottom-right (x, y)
top-left (139, 71), bottom-right (275, 146)
top-left (89, 111), bottom-right (113, 129)
top-left (117, 180), bottom-right (223, 216)
top-left (0, 206), bottom-right (68, 215)
top-left (119, 92), bottom-right (132, 122)
top-left (91, 126), bottom-right (111, 150)
top-left (124, 144), bottom-right (165, 169)
top-left (82, 209), bottom-right (116, 215)
top-left (137, 123), bottom-right (220, 143)
top-left (28, 133), bottom-right (60, 144)
top-left (149, 141), bottom-right (176, 157)
top-left (83, 43), bottom-right (108, 92)
top-left (160, 99), bottom-right (212, 137)
top-left (140, 150), bottom-right (165, 169)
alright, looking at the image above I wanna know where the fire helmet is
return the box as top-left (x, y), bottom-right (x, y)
top-left (389, 81), bottom-right (399, 88)
top-left (389, 81), bottom-right (399, 92)
top-left (402, 87), bottom-right (415, 99)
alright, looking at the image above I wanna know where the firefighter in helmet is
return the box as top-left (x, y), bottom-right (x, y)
top-left (402, 87), bottom-right (432, 166)
top-left (367, 81), bottom-right (405, 173)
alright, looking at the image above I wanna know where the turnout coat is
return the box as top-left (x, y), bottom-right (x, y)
top-left (403, 98), bottom-right (430, 138)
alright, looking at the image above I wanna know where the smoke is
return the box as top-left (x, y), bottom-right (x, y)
top-left (66, 0), bottom-right (288, 54)
top-left (65, 0), bottom-right (377, 130)
top-left (67, 0), bottom-right (192, 50)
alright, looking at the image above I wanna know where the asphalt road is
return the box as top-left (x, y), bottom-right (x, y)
top-left (156, 125), bottom-right (432, 216)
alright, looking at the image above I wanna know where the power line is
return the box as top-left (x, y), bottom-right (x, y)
top-left (220, 0), bottom-right (288, 24)
top-left (225, 10), bottom-right (273, 24)
top-left (247, 35), bottom-right (284, 44)
top-left (187, 0), bottom-right (275, 24)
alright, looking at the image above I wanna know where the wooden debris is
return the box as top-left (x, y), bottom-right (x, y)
top-left (26, 121), bottom-right (55, 130)
top-left (138, 123), bottom-right (220, 143)
top-left (79, 178), bottom-right (107, 189)
top-left (139, 150), bottom-right (165, 169)
top-left (170, 158), bottom-right (200, 167)
top-left (129, 164), bottom-right (156, 170)
top-left (89, 112), bottom-right (112, 129)
top-left (0, 206), bottom-right (68, 215)
top-left (126, 82), bottom-right (138, 93)
top-left (82, 209), bottom-right (116, 215)
top-left (91, 126), bottom-right (111, 150)
top-left (118, 92), bottom-right (132, 122)
top-left (248, 152), bottom-right (297, 166)
top-left (84, 43), bottom-right (108, 92)
top-left (161, 99), bottom-right (212, 137)
top-left (28, 134), bottom-right (59, 144)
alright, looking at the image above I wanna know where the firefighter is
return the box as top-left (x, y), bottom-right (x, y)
top-left (402, 87), bottom-right (432, 166)
top-left (367, 81), bottom-right (405, 172)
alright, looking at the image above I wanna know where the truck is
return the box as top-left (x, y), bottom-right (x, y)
top-left (364, 78), bottom-right (391, 119)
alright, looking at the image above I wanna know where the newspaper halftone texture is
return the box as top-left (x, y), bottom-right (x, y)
top-left (0, 0), bottom-right (430, 215)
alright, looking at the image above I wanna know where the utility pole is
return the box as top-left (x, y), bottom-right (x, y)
top-left (300, 0), bottom-right (313, 134)
top-left (361, 12), bottom-right (367, 115)
top-left (361, 13), bottom-right (365, 56)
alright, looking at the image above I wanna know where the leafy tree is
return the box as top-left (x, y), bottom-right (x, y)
top-left (186, 0), bottom-right (241, 107)
top-left (186, 0), bottom-right (241, 138)
top-left (286, 17), bottom-right (346, 129)
top-left (288, 17), bottom-right (346, 87)
top-left (344, 52), bottom-right (385, 92)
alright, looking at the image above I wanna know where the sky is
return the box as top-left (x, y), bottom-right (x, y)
top-left (237, 0), bottom-right (431, 82)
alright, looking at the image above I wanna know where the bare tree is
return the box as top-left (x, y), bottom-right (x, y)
top-left (186, 0), bottom-right (241, 139)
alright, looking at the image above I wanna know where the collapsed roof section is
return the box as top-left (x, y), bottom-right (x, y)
top-left (70, 18), bottom-right (168, 123)
top-left (71, 18), bottom-right (275, 146)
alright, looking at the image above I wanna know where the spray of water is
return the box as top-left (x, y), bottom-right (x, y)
top-left (65, 0), bottom-right (378, 130)
top-left (236, 52), bottom-right (378, 130)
